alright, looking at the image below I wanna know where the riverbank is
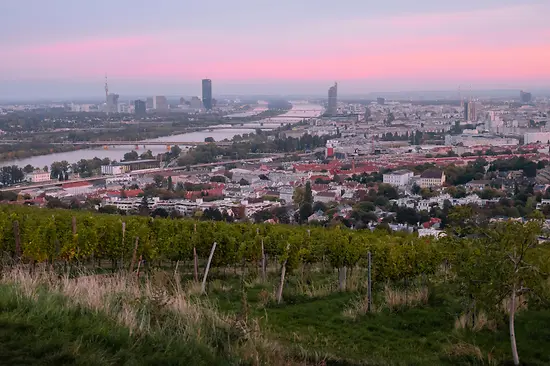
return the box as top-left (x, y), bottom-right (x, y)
top-left (0, 103), bottom-right (323, 168)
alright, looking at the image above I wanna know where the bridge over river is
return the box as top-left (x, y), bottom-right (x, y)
top-left (0, 140), bottom-right (233, 147)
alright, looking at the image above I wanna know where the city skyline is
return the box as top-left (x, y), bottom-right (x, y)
top-left (1, 1), bottom-right (549, 99)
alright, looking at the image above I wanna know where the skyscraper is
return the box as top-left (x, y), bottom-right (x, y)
top-left (463, 102), bottom-right (469, 121)
top-left (520, 90), bottom-right (532, 103)
top-left (153, 96), bottom-right (169, 112)
top-left (327, 82), bottom-right (338, 116)
top-left (468, 101), bottom-right (477, 122)
top-left (202, 79), bottom-right (212, 110)
top-left (146, 97), bottom-right (154, 109)
top-left (106, 93), bottom-right (119, 114)
top-left (134, 100), bottom-right (146, 115)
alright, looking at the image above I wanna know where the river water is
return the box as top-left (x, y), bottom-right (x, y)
top-left (1, 103), bottom-right (324, 168)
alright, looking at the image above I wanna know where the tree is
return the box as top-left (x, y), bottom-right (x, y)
top-left (312, 201), bottom-right (327, 212)
top-left (170, 145), bottom-right (182, 158)
top-left (252, 209), bottom-right (272, 223)
top-left (123, 150), bottom-right (139, 161)
top-left (411, 183), bottom-right (421, 195)
top-left (167, 176), bottom-right (174, 191)
top-left (205, 137), bottom-right (215, 143)
top-left (272, 206), bottom-right (290, 224)
top-left (377, 183), bottom-right (398, 199)
top-left (293, 187), bottom-right (305, 206)
top-left (153, 174), bottom-right (164, 188)
top-left (23, 164), bottom-right (34, 174)
top-left (304, 182), bottom-right (313, 205)
top-left (395, 207), bottom-right (419, 225)
top-left (448, 221), bottom-right (548, 365)
top-left (138, 196), bottom-right (150, 216)
top-left (140, 150), bottom-right (154, 160)
top-left (239, 178), bottom-right (250, 186)
top-left (299, 202), bottom-right (313, 223)
top-left (151, 207), bottom-right (169, 218)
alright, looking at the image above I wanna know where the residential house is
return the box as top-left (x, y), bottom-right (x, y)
top-left (308, 211), bottom-right (328, 223)
top-left (465, 180), bottom-right (491, 191)
top-left (314, 191), bottom-right (337, 203)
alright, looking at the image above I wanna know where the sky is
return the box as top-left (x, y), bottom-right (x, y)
top-left (1, 0), bottom-right (549, 99)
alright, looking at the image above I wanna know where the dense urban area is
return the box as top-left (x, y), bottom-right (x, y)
top-left (0, 83), bottom-right (549, 365)
top-left (1, 87), bottom-right (550, 237)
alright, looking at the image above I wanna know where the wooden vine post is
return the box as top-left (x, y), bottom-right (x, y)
top-left (129, 237), bottom-right (139, 273)
top-left (367, 251), bottom-right (372, 312)
top-left (201, 242), bottom-right (217, 294)
top-left (120, 221), bottom-right (126, 268)
top-left (276, 243), bottom-right (291, 304)
top-left (72, 216), bottom-right (77, 235)
top-left (193, 223), bottom-right (199, 282)
top-left (258, 228), bottom-right (266, 281)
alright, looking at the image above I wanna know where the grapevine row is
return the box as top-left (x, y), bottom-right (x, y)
top-left (0, 205), bottom-right (441, 282)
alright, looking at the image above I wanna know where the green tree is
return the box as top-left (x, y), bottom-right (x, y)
top-left (123, 150), bottom-right (139, 161)
top-left (138, 196), bottom-right (150, 216)
top-left (304, 182), bottom-right (313, 205)
top-left (140, 150), bottom-right (154, 159)
top-left (23, 164), bottom-right (34, 174)
top-left (448, 220), bottom-right (548, 365)
top-left (167, 176), bottom-right (174, 191)
top-left (299, 202), bottom-right (313, 223)
top-left (153, 174), bottom-right (164, 188)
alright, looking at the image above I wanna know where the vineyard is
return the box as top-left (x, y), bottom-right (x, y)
top-left (0, 204), bottom-right (549, 365)
top-left (0, 205), bottom-right (441, 286)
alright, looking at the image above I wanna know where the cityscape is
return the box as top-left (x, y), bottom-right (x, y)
top-left (0, 1), bottom-right (549, 365)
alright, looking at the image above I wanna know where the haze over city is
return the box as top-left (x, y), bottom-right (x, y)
top-left (1, 0), bottom-right (550, 99)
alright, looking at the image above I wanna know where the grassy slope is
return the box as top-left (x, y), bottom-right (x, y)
top-left (206, 272), bottom-right (550, 366)
top-left (0, 284), bottom-right (234, 366)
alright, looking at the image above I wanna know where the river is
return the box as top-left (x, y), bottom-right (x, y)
top-left (1, 103), bottom-right (324, 168)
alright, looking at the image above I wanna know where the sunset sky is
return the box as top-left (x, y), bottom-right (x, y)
top-left (1, 0), bottom-right (549, 98)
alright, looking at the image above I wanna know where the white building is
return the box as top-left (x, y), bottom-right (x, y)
top-left (62, 182), bottom-right (94, 196)
top-left (101, 165), bottom-right (127, 175)
top-left (105, 174), bottom-right (133, 185)
top-left (383, 169), bottom-right (414, 187)
top-left (26, 171), bottom-right (51, 183)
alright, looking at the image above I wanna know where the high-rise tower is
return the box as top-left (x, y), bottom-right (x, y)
top-left (202, 79), bottom-right (212, 110)
top-left (327, 82), bottom-right (338, 116)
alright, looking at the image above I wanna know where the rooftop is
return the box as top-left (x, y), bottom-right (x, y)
top-left (420, 169), bottom-right (444, 179)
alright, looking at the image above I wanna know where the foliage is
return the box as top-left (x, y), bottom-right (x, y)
top-left (0, 205), bottom-right (442, 283)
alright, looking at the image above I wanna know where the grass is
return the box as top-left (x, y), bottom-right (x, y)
top-left (199, 269), bottom-right (550, 365)
top-left (0, 284), bottom-right (230, 365)
top-left (1, 265), bottom-right (550, 365)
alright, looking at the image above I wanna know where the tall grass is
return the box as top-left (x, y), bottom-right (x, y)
top-left (454, 311), bottom-right (497, 332)
top-left (383, 284), bottom-right (429, 311)
top-left (0, 266), bottom-right (301, 366)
